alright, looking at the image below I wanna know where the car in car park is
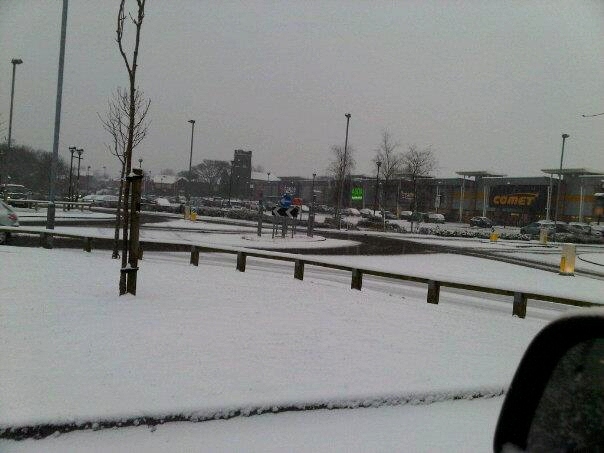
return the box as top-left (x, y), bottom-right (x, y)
top-left (519, 220), bottom-right (557, 237)
top-left (426, 213), bottom-right (445, 223)
top-left (0, 200), bottom-right (19, 244)
top-left (399, 210), bottom-right (413, 220)
top-left (359, 208), bottom-right (374, 218)
top-left (383, 210), bottom-right (397, 220)
top-left (469, 216), bottom-right (493, 228)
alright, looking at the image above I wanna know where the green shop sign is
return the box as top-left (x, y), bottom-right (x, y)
top-left (351, 187), bottom-right (363, 201)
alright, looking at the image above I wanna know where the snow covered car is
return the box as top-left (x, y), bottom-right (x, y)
top-left (0, 200), bottom-right (19, 244)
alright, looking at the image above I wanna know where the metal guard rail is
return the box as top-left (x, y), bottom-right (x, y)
top-left (1, 225), bottom-right (599, 318)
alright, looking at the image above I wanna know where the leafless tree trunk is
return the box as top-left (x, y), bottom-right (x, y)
top-left (373, 130), bottom-right (402, 210)
top-left (98, 88), bottom-right (150, 259)
top-left (327, 144), bottom-right (356, 209)
top-left (402, 144), bottom-right (437, 231)
top-left (116, 0), bottom-right (147, 295)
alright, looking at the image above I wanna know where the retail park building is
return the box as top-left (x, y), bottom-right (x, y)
top-left (252, 168), bottom-right (604, 225)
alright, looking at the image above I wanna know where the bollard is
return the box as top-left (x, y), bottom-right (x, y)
top-left (513, 292), bottom-right (527, 318)
top-left (236, 252), bottom-right (246, 272)
top-left (427, 280), bottom-right (440, 304)
top-left (84, 237), bottom-right (93, 253)
top-left (539, 228), bottom-right (548, 245)
top-left (489, 228), bottom-right (500, 242)
top-left (190, 246), bottom-right (199, 266)
top-left (559, 243), bottom-right (576, 276)
top-left (294, 259), bottom-right (304, 280)
top-left (351, 269), bottom-right (363, 290)
top-left (41, 232), bottom-right (53, 249)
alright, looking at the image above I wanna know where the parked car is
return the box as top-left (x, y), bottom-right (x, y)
top-left (0, 200), bottom-right (19, 244)
top-left (426, 213), bottom-right (445, 223)
top-left (343, 208), bottom-right (361, 216)
top-left (409, 211), bottom-right (427, 222)
top-left (1, 183), bottom-right (31, 207)
top-left (383, 210), bottom-right (397, 220)
top-left (469, 216), bottom-right (493, 228)
top-left (399, 210), bottom-right (413, 220)
top-left (569, 222), bottom-right (602, 238)
top-left (359, 208), bottom-right (374, 218)
top-left (519, 220), bottom-right (557, 236)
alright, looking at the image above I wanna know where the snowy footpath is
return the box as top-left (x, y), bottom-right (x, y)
top-left (0, 245), bottom-right (590, 451)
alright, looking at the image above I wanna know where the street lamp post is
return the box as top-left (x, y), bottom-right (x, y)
top-left (267, 172), bottom-right (270, 200)
top-left (75, 148), bottom-right (83, 202)
top-left (67, 146), bottom-right (76, 209)
top-left (228, 161), bottom-right (235, 205)
top-left (187, 120), bottom-right (195, 204)
top-left (336, 113), bottom-right (351, 228)
top-left (3, 58), bottom-right (23, 188)
top-left (374, 160), bottom-right (381, 215)
top-left (553, 133), bottom-right (570, 238)
top-left (86, 165), bottom-right (91, 193)
top-left (308, 172), bottom-right (317, 237)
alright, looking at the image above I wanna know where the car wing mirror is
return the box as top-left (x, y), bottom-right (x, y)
top-left (494, 311), bottom-right (604, 452)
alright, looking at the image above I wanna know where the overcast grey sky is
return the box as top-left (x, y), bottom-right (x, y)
top-left (1, 0), bottom-right (603, 179)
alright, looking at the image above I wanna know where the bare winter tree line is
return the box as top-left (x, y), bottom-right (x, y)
top-left (327, 129), bottom-right (437, 212)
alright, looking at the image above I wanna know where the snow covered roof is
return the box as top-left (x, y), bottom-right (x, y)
top-left (151, 175), bottom-right (185, 184)
top-left (252, 171), bottom-right (281, 182)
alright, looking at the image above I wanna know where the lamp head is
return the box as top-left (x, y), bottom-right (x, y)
top-left (188, 119), bottom-right (195, 125)
top-left (562, 133), bottom-right (569, 139)
top-left (77, 148), bottom-right (83, 156)
top-left (11, 58), bottom-right (23, 65)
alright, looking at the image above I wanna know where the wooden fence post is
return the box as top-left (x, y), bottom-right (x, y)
top-left (294, 259), bottom-right (304, 280)
top-left (427, 280), bottom-right (440, 304)
top-left (83, 237), bottom-right (92, 253)
top-left (351, 269), bottom-right (362, 290)
top-left (237, 252), bottom-right (246, 272)
top-left (40, 232), bottom-right (53, 249)
top-left (513, 292), bottom-right (527, 318)
top-left (190, 246), bottom-right (199, 266)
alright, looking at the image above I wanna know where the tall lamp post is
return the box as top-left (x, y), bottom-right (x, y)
top-left (67, 146), bottom-right (76, 208)
top-left (267, 172), bottom-right (271, 201)
top-left (374, 160), bottom-right (381, 215)
top-left (86, 165), bottom-right (91, 194)
top-left (553, 133), bottom-right (570, 237)
top-left (75, 148), bottom-right (83, 202)
top-left (336, 113), bottom-right (351, 228)
top-left (3, 58), bottom-right (23, 188)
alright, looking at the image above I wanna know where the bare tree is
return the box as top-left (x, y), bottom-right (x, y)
top-left (402, 144), bottom-right (437, 213)
top-left (116, 0), bottom-right (147, 295)
top-left (98, 87), bottom-right (150, 259)
top-left (192, 159), bottom-right (230, 194)
top-left (372, 130), bottom-right (402, 210)
top-left (327, 144), bottom-right (356, 209)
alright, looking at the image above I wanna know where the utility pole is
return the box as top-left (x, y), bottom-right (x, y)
top-left (46, 0), bottom-right (69, 232)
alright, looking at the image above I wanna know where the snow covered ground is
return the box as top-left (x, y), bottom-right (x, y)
top-left (0, 245), bottom-right (569, 451)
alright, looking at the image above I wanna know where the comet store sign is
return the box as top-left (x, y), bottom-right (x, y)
top-left (490, 185), bottom-right (547, 213)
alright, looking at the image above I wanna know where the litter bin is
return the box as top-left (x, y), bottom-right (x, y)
top-left (190, 211), bottom-right (197, 221)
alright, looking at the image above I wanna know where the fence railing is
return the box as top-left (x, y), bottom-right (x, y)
top-left (1, 226), bottom-right (600, 318)
top-left (9, 200), bottom-right (93, 211)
